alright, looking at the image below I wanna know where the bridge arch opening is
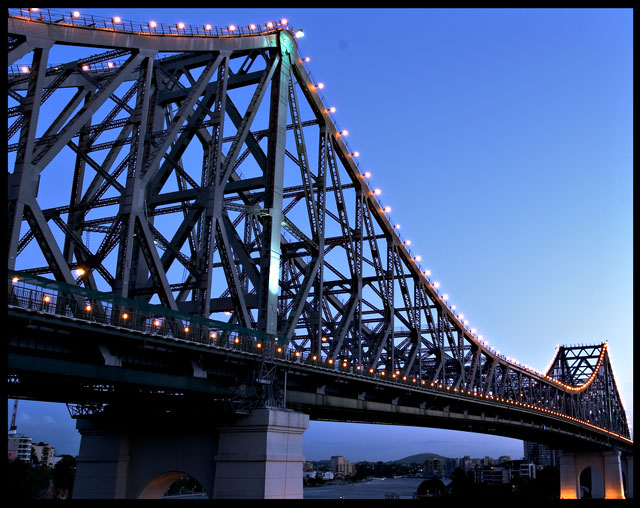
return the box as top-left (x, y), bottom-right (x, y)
top-left (578, 465), bottom-right (604, 499)
top-left (137, 471), bottom-right (207, 499)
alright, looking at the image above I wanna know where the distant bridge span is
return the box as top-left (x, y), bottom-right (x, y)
top-left (7, 8), bottom-right (631, 499)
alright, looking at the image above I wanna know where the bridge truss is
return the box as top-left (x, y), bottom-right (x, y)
top-left (7, 9), bottom-right (630, 443)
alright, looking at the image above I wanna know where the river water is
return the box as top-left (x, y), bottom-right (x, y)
top-left (303, 477), bottom-right (432, 499)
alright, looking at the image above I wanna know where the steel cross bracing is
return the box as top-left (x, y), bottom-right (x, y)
top-left (7, 11), bottom-right (630, 441)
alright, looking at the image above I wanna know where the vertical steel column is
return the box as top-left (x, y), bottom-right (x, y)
top-left (258, 36), bottom-right (292, 336)
top-left (8, 43), bottom-right (51, 271)
top-left (194, 55), bottom-right (229, 319)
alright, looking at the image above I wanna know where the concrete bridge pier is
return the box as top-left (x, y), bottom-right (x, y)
top-left (559, 449), bottom-right (628, 499)
top-left (72, 407), bottom-right (309, 499)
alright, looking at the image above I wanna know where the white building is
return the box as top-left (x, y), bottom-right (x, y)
top-left (8, 431), bottom-right (33, 462)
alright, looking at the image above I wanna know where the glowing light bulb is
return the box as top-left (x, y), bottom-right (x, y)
top-left (249, 24), bottom-right (256, 30)
top-left (383, 206), bottom-right (392, 213)
top-left (394, 224), bottom-right (401, 229)
top-left (295, 29), bottom-right (304, 38)
top-left (81, 64), bottom-right (90, 71)
top-left (72, 11), bottom-right (80, 18)
top-left (415, 255), bottom-right (422, 261)
top-left (424, 269), bottom-right (431, 276)
top-left (433, 281), bottom-right (440, 288)
top-left (304, 57), bottom-right (311, 62)
top-left (20, 66), bottom-right (30, 73)
top-left (113, 16), bottom-right (121, 23)
top-left (404, 240), bottom-right (411, 245)
top-left (177, 22), bottom-right (185, 29)
top-left (149, 21), bottom-right (157, 28)
top-left (352, 151), bottom-right (360, 157)
top-left (317, 82), bottom-right (325, 89)
top-left (373, 188), bottom-right (381, 195)
top-left (363, 171), bottom-right (371, 178)
top-left (443, 294), bottom-right (449, 301)
top-left (205, 24), bottom-right (212, 30)
top-left (340, 129), bottom-right (349, 136)
top-left (85, 305), bottom-right (92, 312)
top-left (228, 24), bottom-right (236, 31)
top-left (266, 21), bottom-right (274, 28)
top-left (280, 18), bottom-right (288, 25)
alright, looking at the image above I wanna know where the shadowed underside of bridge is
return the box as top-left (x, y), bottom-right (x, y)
top-left (7, 9), bottom-right (632, 496)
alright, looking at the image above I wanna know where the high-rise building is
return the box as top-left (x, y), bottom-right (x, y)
top-left (32, 442), bottom-right (56, 467)
top-left (8, 431), bottom-right (33, 462)
top-left (523, 441), bottom-right (560, 467)
top-left (330, 455), bottom-right (354, 477)
top-left (424, 457), bottom-right (445, 477)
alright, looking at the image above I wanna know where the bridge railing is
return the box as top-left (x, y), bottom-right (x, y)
top-left (7, 270), bottom-right (287, 352)
top-left (4, 272), bottom-right (635, 444)
top-left (8, 8), bottom-right (295, 38)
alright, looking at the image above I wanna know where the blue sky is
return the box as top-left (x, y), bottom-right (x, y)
top-left (8, 8), bottom-right (632, 462)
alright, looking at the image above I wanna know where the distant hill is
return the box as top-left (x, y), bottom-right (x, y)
top-left (390, 452), bottom-right (452, 464)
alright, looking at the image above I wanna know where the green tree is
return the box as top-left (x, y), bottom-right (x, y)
top-left (416, 478), bottom-right (446, 497)
top-left (52, 455), bottom-right (76, 499)
top-left (7, 459), bottom-right (52, 501)
top-left (448, 467), bottom-right (473, 495)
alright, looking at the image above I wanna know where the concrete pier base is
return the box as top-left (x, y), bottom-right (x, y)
top-left (72, 407), bottom-right (308, 499)
top-left (559, 450), bottom-right (627, 499)
top-left (213, 408), bottom-right (309, 498)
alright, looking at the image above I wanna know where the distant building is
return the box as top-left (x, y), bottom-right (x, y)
top-left (480, 456), bottom-right (496, 466)
top-left (462, 456), bottom-right (474, 472)
top-left (8, 431), bottom-right (32, 462)
top-left (32, 442), bottom-right (56, 467)
top-left (498, 455), bottom-right (511, 464)
top-left (473, 465), bottom-right (510, 484)
top-left (424, 457), bottom-right (445, 477)
top-left (473, 460), bottom-right (536, 485)
top-left (330, 455), bottom-right (354, 477)
top-left (523, 441), bottom-right (560, 468)
top-left (501, 460), bottom-right (537, 482)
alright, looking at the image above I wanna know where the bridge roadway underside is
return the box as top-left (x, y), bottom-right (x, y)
top-left (8, 306), bottom-right (631, 456)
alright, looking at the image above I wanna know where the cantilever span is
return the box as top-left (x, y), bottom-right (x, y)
top-left (7, 8), bottom-right (632, 499)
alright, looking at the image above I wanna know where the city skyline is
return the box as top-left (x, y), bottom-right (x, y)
top-left (8, 8), bottom-right (633, 463)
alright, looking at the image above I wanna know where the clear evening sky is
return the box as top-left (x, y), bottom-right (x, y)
top-left (8, 8), bottom-right (632, 462)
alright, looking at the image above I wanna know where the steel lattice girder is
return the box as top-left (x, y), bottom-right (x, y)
top-left (7, 14), bottom-right (630, 439)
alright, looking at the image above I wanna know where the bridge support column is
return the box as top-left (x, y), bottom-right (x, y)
top-left (213, 408), bottom-right (309, 499)
top-left (621, 454), bottom-right (633, 498)
top-left (72, 417), bottom-right (219, 499)
top-left (559, 450), bottom-right (626, 499)
top-left (72, 407), bottom-right (308, 499)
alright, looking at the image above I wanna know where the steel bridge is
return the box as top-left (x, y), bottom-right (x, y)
top-left (7, 8), bottom-right (632, 500)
